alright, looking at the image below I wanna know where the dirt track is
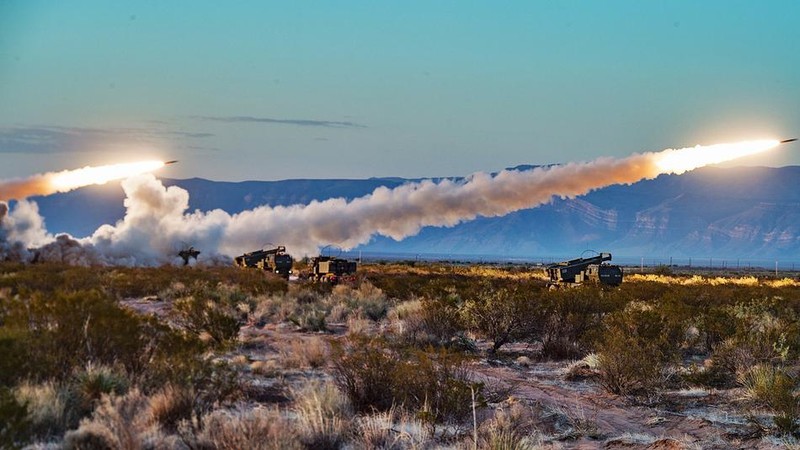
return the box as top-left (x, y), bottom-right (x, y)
top-left (472, 362), bottom-right (781, 449)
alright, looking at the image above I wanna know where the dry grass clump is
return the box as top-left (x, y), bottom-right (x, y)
top-left (14, 380), bottom-right (66, 439)
top-left (739, 364), bottom-right (799, 433)
top-left (277, 337), bottom-right (329, 369)
top-left (250, 359), bottom-right (281, 377)
top-left (347, 315), bottom-right (372, 335)
top-left (542, 402), bottom-right (600, 441)
top-left (148, 384), bottom-right (194, 432)
top-left (327, 281), bottom-right (390, 322)
top-left (251, 292), bottom-right (301, 326)
top-left (351, 407), bottom-right (431, 449)
top-left (64, 364), bottom-right (130, 429)
top-left (478, 400), bottom-right (543, 450)
top-left (386, 299), bottom-right (436, 346)
top-left (291, 380), bottom-right (351, 449)
top-left (183, 406), bottom-right (302, 450)
top-left (63, 389), bottom-right (160, 450)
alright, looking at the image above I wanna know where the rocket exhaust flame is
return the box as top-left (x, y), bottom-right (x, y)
top-left (0, 160), bottom-right (167, 201)
top-left (0, 138), bottom-right (787, 265)
top-left (653, 140), bottom-right (780, 175)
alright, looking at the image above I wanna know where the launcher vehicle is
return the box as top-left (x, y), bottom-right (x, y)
top-left (234, 245), bottom-right (293, 279)
top-left (311, 255), bottom-right (357, 283)
top-left (178, 246), bottom-right (200, 266)
top-left (545, 252), bottom-right (622, 288)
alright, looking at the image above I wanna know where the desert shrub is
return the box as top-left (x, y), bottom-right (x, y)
top-left (14, 380), bottom-right (66, 440)
top-left (710, 297), bottom-right (800, 382)
top-left (104, 265), bottom-right (288, 299)
top-left (64, 364), bottom-right (129, 429)
top-left (539, 287), bottom-right (623, 360)
top-left (331, 334), bottom-right (479, 424)
top-left (292, 381), bottom-right (351, 449)
top-left (63, 423), bottom-right (118, 450)
top-left (595, 305), bottom-right (683, 397)
top-left (330, 335), bottom-right (398, 413)
top-left (351, 407), bottom-right (432, 450)
top-left (182, 407), bottom-right (302, 450)
top-left (461, 284), bottom-right (539, 353)
top-left (288, 305), bottom-right (329, 332)
top-left (324, 282), bottom-right (389, 323)
top-left (62, 388), bottom-right (176, 450)
top-left (0, 387), bottom-right (31, 450)
top-left (277, 337), bottom-right (329, 369)
top-left (251, 293), bottom-right (299, 326)
top-left (350, 281), bottom-right (390, 321)
top-left (739, 365), bottom-right (799, 433)
top-left (149, 384), bottom-right (195, 433)
top-left (477, 400), bottom-right (540, 450)
top-left (186, 361), bottom-right (242, 419)
top-left (0, 328), bottom-right (28, 386)
top-left (416, 289), bottom-right (466, 347)
top-left (0, 264), bottom-right (288, 299)
top-left (1, 289), bottom-right (147, 382)
top-left (388, 299), bottom-right (436, 347)
top-left (172, 296), bottom-right (241, 347)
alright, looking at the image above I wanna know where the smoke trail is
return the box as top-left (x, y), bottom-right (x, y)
top-left (0, 160), bottom-right (165, 201)
top-left (0, 139), bottom-right (781, 266)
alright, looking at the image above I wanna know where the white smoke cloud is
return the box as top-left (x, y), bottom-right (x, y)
top-left (0, 200), bottom-right (50, 262)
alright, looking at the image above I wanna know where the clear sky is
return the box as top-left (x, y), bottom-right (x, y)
top-left (1, 1), bottom-right (798, 181)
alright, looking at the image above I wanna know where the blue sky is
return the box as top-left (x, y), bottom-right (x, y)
top-left (1, 1), bottom-right (798, 181)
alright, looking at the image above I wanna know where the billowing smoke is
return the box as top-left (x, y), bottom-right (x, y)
top-left (0, 200), bottom-right (51, 262)
top-left (0, 139), bottom-right (781, 266)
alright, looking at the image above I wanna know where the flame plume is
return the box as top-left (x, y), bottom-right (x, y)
top-left (0, 160), bottom-right (166, 201)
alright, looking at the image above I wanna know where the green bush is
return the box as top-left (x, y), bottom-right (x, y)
top-left (331, 334), bottom-right (479, 424)
top-left (539, 287), bottom-right (623, 360)
top-left (0, 388), bottom-right (31, 450)
top-left (595, 304), bottom-right (683, 397)
top-left (461, 284), bottom-right (539, 353)
top-left (288, 306), bottom-right (329, 332)
top-left (1, 289), bottom-right (146, 382)
top-left (416, 289), bottom-right (466, 347)
top-left (64, 364), bottom-right (129, 429)
top-left (172, 296), bottom-right (241, 347)
top-left (739, 364), bottom-right (799, 434)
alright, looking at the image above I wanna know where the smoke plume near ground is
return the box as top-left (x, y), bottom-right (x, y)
top-left (0, 139), bottom-right (781, 266)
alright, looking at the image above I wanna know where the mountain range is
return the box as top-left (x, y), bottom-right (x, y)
top-left (25, 165), bottom-right (800, 263)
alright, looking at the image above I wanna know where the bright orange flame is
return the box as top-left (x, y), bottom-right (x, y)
top-left (654, 139), bottom-right (780, 174)
top-left (49, 160), bottom-right (166, 192)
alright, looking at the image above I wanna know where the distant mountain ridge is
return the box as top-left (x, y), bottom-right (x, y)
top-left (26, 165), bottom-right (800, 260)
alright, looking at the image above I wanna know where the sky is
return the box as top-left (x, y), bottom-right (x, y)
top-left (1, 1), bottom-right (799, 182)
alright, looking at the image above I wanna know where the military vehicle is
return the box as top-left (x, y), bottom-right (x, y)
top-left (311, 255), bottom-right (357, 283)
top-left (545, 252), bottom-right (622, 288)
top-left (178, 246), bottom-right (200, 266)
top-left (234, 245), bottom-right (293, 279)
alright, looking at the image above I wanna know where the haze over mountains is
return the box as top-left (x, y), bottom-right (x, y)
top-left (26, 165), bottom-right (800, 262)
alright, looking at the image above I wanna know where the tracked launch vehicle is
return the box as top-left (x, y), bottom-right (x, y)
top-left (234, 246), bottom-right (293, 279)
top-left (311, 256), bottom-right (357, 283)
top-left (545, 252), bottom-right (622, 288)
top-left (178, 246), bottom-right (200, 266)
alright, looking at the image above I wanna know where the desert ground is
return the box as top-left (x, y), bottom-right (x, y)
top-left (2, 261), bottom-right (800, 449)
